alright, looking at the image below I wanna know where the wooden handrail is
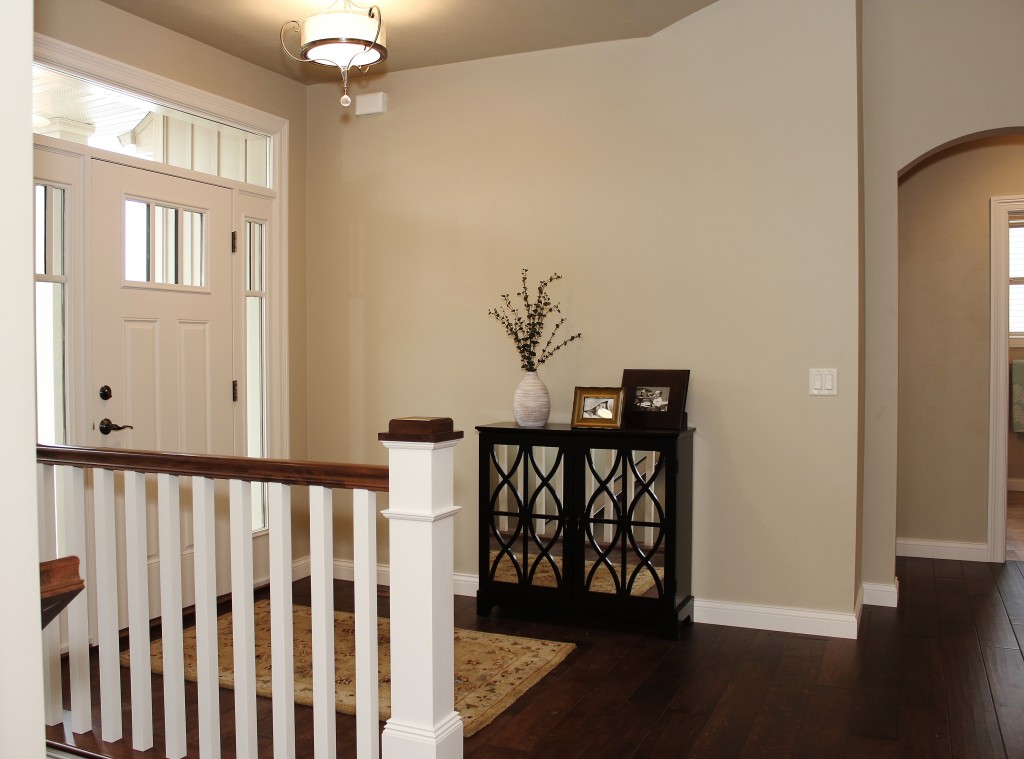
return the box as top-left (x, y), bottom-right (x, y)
top-left (36, 443), bottom-right (390, 492)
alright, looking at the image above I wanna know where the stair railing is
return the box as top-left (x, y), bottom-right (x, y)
top-left (37, 417), bottom-right (463, 759)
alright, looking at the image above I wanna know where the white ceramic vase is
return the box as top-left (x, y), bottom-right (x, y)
top-left (513, 371), bottom-right (551, 428)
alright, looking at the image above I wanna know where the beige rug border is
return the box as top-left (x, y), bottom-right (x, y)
top-left (123, 600), bottom-right (575, 738)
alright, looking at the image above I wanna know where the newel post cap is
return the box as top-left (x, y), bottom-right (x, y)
top-left (378, 417), bottom-right (464, 444)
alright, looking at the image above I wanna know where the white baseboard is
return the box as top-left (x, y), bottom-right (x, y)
top-left (896, 538), bottom-right (989, 561)
top-left (1009, 478), bottom-right (1024, 491)
top-left (291, 557), bottom-right (478, 597)
top-left (452, 573), bottom-right (480, 597)
top-left (292, 559), bottom-right (866, 637)
top-left (693, 598), bottom-right (858, 639)
top-left (862, 579), bottom-right (899, 608)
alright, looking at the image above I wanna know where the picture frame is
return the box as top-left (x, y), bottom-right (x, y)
top-left (620, 369), bottom-right (690, 430)
top-left (570, 386), bottom-right (625, 429)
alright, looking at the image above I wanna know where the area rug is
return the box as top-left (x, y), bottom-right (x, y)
top-left (121, 599), bottom-right (574, 737)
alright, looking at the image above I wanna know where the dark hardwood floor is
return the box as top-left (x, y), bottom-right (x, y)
top-left (47, 557), bottom-right (1024, 758)
top-left (1007, 491), bottom-right (1024, 561)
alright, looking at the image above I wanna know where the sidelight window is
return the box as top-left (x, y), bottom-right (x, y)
top-left (34, 183), bottom-right (68, 447)
top-left (246, 219), bottom-right (268, 531)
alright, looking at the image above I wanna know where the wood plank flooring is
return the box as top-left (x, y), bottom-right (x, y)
top-left (47, 557), bottom-right (1024, 758)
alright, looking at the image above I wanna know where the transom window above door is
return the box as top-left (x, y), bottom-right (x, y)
top-left (32, 64), bottom-right (271, 188)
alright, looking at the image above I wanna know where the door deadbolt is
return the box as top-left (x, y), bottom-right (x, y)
top-left (99, 385), bottom-right (112, 400)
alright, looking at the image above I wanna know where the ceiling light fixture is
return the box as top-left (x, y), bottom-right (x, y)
top-left (281, 0), bottom-right (387, 108)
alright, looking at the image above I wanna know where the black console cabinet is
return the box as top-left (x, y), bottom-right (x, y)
top-left (476, 422), bottom-right (694, 637)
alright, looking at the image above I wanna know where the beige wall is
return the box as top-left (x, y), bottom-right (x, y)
top-left (862, 0), bottom-right (1024, 575)
top-left (897, 136), bottom-right (1024, 541)
top-left (34, 0), bottom-right (311, 461)
top-left (306, 0), bottom-right (862, 613)
top-left (1, 0), bottom-right (46, 753)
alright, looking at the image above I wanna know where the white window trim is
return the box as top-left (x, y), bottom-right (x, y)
top-left (34, 34), bottom-right (291, 458)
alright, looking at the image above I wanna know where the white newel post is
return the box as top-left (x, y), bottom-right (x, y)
top-left (379, 418), bottom-right (464, 759)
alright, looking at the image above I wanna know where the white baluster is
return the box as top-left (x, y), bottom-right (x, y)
top-left (193, 476), bottom-right (220, 759)
top-left (63, 466), bottom-right (91, 734)
top-left (269, 482), bottom-right (295, 759)
top-left (93, 467), bottom-right (122, 742)
top-left (230, 478), bottom-right (258, 759)
top-left (309, 484), bottom-right (337, 759)
top-left (158, 472), bottom-right (186, 759)
top-left (380, 419), bottom-right (464, 759)
top-left (37, 463), bottom-right (63, 724)
top-left (124, 469), bottom-right (153, 750)
top-left (353, 488), bottom-right (380, 759)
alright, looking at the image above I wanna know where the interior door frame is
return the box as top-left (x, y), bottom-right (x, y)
top-left (34, 33), bottom-right (291, 459)
top-left (988, 195), bottom-right (1024, 563)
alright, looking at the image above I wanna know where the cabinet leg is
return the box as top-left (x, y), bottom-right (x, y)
top-left (476, 593), bottom-right (494, 617)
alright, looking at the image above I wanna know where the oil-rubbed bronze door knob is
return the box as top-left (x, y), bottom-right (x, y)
top-left (98, 418), bottom-right (134, 435)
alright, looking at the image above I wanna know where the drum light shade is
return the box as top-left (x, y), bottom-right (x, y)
top-left (300, 9), bottom-right (387, 68)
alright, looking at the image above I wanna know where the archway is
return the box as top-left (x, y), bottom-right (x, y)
top-left (896, 130), bottom-right (1024, 562)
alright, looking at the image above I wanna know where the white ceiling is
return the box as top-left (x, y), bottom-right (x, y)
top-left (94, 0), bottom-right (720, 84)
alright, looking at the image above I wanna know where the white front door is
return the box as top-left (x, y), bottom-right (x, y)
top-left (89, 159), bottom-right (235, 456)
top-left (89, 159), bottom-right (237, 619)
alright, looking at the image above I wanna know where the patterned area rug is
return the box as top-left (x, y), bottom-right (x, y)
top-left (121, 599), bottom-right (574, 737)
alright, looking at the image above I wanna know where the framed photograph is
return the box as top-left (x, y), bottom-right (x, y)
top-left (571, 387), bottom-right (625, 429)
top-left (620, 369), bottom-right (690, 430)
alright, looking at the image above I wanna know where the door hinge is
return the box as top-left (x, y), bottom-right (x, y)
top-left (232, 379), bottom-right (238, 402)
top-left (231, 230), bottom-right (237, 253)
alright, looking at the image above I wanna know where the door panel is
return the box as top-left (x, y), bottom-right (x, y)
top-left (90, 159), bottom-right (233, 456)
top-left (89, 159), bottom-right (235, 621)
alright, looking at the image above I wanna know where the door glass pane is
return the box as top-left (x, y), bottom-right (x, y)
top-left (1011, 284), bottom-right (1024, 333)
top-left (33, 183), bottom-right (67, 446)
top-left (124, 199), bottom-right (205, 287)
top-left (34, 185), bottom-right (46, 274)
top-left (1010, 225), bottom-right (1024, 279)
top-left (35, 282), bottom-right (66, 445)
top-left (35, 184), bottom-right (66, 276)
top-left (247, 221), bottom-right (264, 292)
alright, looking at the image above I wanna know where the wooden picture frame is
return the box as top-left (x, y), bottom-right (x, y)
top-left (620, 369), bottom-right (690, 430)
top-left (571, 387), bottom-right (624, 429)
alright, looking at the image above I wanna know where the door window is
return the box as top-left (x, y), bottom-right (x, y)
top-left (125, 199), bottom-right (207, 288)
